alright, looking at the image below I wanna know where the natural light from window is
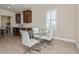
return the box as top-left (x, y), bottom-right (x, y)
top-left (46, 9), bottom-right (56, 32)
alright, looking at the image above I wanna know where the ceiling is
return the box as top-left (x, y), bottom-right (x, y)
top-left (0, 4), bottom-right (54, 12)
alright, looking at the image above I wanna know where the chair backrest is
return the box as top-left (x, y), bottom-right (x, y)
top-left (20, 30), bottom-right (30, 44)
top-left (32, 27), bottom-right (39, 33)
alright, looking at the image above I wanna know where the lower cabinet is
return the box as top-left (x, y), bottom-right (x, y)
top-left (13, 27), bottom-right (32, 36)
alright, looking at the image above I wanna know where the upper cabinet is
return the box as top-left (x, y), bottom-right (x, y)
top-left (16, 13), bottom-right (21, 23)
top-left (23, 10), bottom-right (32, 23)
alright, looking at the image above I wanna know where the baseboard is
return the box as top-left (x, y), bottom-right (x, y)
top-left (53, 37), bottom-right (79, 51)
top-left (54, 37), bottom-right (76, 43)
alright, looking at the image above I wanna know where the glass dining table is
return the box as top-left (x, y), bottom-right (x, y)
top-left (28, 31), bottom-right (49, 39)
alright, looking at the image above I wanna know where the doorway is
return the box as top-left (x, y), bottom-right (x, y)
top-left (1, 15), bottom-right (11, 34)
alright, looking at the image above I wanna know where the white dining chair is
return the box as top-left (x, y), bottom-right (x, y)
top-left (40, 30), bottom-right (53, 41)
top-left (32, 27), bottom-right (40, 38)
top-left (20, 30), bottom-right (40, 48)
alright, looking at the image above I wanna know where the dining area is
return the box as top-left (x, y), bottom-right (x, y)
top-left (0, 27), bottom-right (77, 54)
top-left (19, 26), bottom-right (78, 54)
top-left (19, 26), bottom-right (54, 53)
top-left (0, 25), bottom-right (55, 54)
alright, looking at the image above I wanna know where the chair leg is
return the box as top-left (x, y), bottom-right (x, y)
top-left (32, 48), bottom-right (41, 52)
top-left (31, 42), bottom-right (41, 52)
top-left (23, 48), bottom-right (31, 54)
top-left (23, 43), bottom-right (41, 54)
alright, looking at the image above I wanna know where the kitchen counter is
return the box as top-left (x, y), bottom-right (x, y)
top-left (13, 27), bottom-right (32, 36)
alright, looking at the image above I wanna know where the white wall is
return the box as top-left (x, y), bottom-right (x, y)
top-left (54, 5), bottom-right (76, 41)
top-left (32, 6), bottom-right (55, 31)
top-left (76, 5), bottom-right (79, 46)
top-left (32, 5), bottom-right (76, 41)
top-left (32, 8), bottom-right (46, 31)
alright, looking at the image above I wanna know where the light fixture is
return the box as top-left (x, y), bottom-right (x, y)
top-left (12, 4), bottom-right (15, 5)
top-left (8, 7), bottom-right (10, 8)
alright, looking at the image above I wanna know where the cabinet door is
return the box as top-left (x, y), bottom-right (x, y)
top-left (13, 28), bottom-right (20, 36)
top-left (16, 14), bottom-right (21, 23)
top-left (23, 10), bottom-right (32, 23)
top-left (28, 11), bottom-right (32, 23)
top-left (23, 12), bottom-right (28, 23)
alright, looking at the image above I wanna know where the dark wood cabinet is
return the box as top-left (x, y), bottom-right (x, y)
top-left (13, 27), bottom-right (32, 36)
top-left (16, 14), bottom-right (21, 23)
top-left (23, 10), bottom-right (32, 23)
top-left (13, 27), bottom-right (20, 36)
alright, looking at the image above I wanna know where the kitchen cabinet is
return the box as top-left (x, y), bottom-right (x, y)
top-left (23, 10), bottom-right (32, 23)
top-left (16, 13), bottom-right (21, 23)
top-left (13, 27), bottom-right (32, 36)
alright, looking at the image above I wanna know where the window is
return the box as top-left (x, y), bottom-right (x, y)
top-left (46, 9), bottom-right (56, 32)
